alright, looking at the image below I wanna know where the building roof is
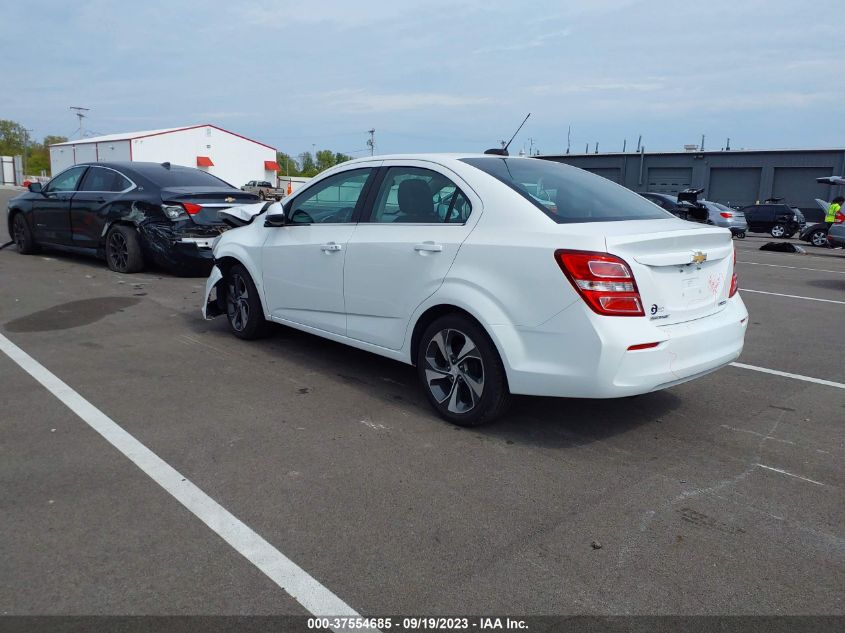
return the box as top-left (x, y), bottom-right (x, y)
top-left (50, 124), bottom-right (276, 151)
top-left (542, 147), bottom-right (845, 158)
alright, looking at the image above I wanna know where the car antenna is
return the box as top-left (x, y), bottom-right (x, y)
top-left (484, 113), bottom-right (531, 156)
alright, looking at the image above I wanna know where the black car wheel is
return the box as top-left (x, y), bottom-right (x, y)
top-left (417, 314), bottom-right (511, 426)
top-left (225, 264), bottom-right (271, 339)
top-left (810, 229), bottom-right (829, 247)
top-left (105, 225), bottom-right (144, 273)
top-left (770, 224), bottom-right (786, 238)
top-left (11, 213), bottom-right (38, 254)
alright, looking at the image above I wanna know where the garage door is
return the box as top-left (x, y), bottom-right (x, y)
top-left (772, 167), bottom-right (833, 221)
top-left (585, 168), bottom-right (622, 183)
top-left (708, 167), bottom-right (761, 208)
top-left (646, 168), bottom-right (691, 194)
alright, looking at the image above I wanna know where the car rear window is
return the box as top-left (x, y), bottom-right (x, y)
top-left (461, 157), bottom-right (672, 223)
top-left (146, 167), bottom-right (234, 188)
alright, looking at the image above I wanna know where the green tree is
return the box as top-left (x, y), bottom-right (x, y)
top-left (276, 151), bottom-right (300, 177)
top-left (298, 151), bottom-right (317, 177)
top-left (0, 119), bottom-right (26, 155)
top-left (334, 152), bottom-right (352, 165)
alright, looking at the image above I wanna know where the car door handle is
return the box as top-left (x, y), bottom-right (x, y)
top-left (321, 242), bottom-right (343, 252)
top-left (414, 242), bottom-right (443, 252)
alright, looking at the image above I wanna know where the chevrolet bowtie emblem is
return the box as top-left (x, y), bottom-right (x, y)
top-left (224, 197), bottom-right (236, 203)
top-left (691, 251), bottom-right (707, 264)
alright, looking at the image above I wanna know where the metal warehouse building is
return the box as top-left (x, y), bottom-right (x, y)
top-left (49, 124), bottom-right (280, 189)
top-left (541, 148), bottom-right (845, 222)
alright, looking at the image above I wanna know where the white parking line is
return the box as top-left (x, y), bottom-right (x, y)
top-left (730, 362), bottom-right (845, 389)
top-left (740, 289), bottom-right (845, 305)
top-left (0, 332), bottom-right (361, 623)
top-left (755, 463), bottom-right (826, 487)
top-left (738, 261), bottom-right (845, 274)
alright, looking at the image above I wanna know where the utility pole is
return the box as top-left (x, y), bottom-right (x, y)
top-left (527, 137), bottom-right (535, 156)
top-left (23, 128), bottom-right (33, 176)
top-left (69, 106), bottom-right (89, 139)
top-left (367, 129), bottom-right (376, 156)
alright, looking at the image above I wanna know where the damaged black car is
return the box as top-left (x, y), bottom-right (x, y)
top-left (6, 161), bottom-right (258, 275)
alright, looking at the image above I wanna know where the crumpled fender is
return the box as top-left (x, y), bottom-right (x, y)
top-left (202, 265), bottom-right (224, 319)
top-left (220, 201), bottom-right (278, 227)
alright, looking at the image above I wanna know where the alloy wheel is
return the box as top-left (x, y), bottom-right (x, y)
top-left (771, 225), bottom-right (785, 238)
top-left (13, 215), bottom-right (26, 250)
top-left (811, 230), bottom-right (828, 247)
top-left (226, 273), bottom-right (250, 332)
top-left (107, 231), bottom-right (129, 270)
top-left (423, 328), bottom-right (485, 414)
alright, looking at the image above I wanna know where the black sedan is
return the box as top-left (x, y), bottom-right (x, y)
top-left (6, 162), bottom-right (258, 275)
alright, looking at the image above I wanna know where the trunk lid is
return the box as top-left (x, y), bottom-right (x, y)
top-left (604, 223), bottom-right (734, 326)
top-left (160, 187), bottom-right (259, 225)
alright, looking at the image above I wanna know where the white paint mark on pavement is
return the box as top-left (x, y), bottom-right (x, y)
top-left (730, 362), bottom-right (845, 389)
top-left (755, 463), bottom-right (826, 487)
top-left (740, 289), bottom-right (845, 305)
top-left (738, 261), bottom-right (845, 274)
top-left (0, 332), bottom-right (361, 623)
top-left (720, 425), bottom-right (795, 445)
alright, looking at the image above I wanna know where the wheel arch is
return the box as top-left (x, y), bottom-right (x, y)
top-left (212, 253), bottom-right (271, 320)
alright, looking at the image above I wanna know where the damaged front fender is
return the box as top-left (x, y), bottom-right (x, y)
top-left (202, 265), bottom-right (225, 319)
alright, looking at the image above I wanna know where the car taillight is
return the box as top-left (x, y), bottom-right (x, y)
top-left (555, 250), bottom-right (644, 316)
top-left (720, 212), bottom-right (733, 218)
top-left (729, 246), bottom-right (738, 297)
top-left (182, 202), bottom-right (203, 215)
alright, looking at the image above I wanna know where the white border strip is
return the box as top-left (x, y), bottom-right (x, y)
top-left (0, 332), bottom-right (359, 620)
top-left (730, 362), bottom-right (845, 389)
top-left (737, 261), bottom-right (845, 275)
top-left (741, 289), bottom-right (845, 305)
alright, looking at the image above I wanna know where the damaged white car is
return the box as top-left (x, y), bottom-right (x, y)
top-left (203, 154), bottom-right (747, 426)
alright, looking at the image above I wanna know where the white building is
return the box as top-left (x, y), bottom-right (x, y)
top-left (49, 124), bottom-right (280, 187)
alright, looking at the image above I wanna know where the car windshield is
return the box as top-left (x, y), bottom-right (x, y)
top-left (461, 157), bottom-right (671, 223)
top-left (147, 167), bottom-right (235, 188)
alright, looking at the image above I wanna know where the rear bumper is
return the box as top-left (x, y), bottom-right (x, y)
top-left (138, 223), bottom-right (218, 276)
top-left (491, 296), bottom-right (748, 398)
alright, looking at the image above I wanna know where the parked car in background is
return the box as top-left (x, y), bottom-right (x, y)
top-left (700, 200), bottom-right (747, 237)
top-left (799, 199), bottom-right (840, 247)
top-left (637, 191), bottom-right (708, 223)
top-left (204, 154), bottom-right (747, 426)
top-left (827, 221), bottom-right (845, 249)
top-left (241, 180), bottom-right (284, 200)
top-left (7, 161), bottom-right (258, 274)
top-left (738, 200), bottom-right (804, 238)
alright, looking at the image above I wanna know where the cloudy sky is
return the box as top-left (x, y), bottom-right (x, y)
top-left (2, 0), bottom-right (843, 158)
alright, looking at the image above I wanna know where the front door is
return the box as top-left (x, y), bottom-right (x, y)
top-left (71, 166), bottom-right (135, 248)
top-left (32, 165), bottom-right (87, 245)
top-left (344, 163), bottom-right (481, 350)
top-left (261, 167), bottom-right (376, 335)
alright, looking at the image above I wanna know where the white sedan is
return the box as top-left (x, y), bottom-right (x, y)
top-left (203, 154), bottom-right (748, 425)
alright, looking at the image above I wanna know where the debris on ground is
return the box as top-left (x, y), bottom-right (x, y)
top-left (759, 242), bottom-right (806, 253)
top-left (591, 540), bottom-right (602, 550)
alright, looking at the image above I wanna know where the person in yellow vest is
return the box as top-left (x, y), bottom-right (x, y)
top-left (826, 196), bottom-right (844, 227)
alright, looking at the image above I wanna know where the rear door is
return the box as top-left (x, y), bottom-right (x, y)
top-left (343, 161), bottom-right (481, 350)
top-left (71, 166), bottom-right (135, 248)
top-left (32, 165), bottom-right (87, 244)
top-left (261, 166), bottom-right (377, 335)
top-left (605, 224), bottom-right (734, 326)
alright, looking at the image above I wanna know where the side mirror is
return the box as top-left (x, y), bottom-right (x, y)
top-left (28, 182), bottom-right (42, 193)
top-left (264, 210), bottom-right (286, 227)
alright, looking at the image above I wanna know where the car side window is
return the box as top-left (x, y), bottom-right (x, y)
top-left (286, 168), bottom-right (373, 225)
top-left (45, 166), bottom-right (87, 193)
top-left (79, 167), bottom-right (132, 192)
top-left (370, 167), bottom-right (472, 224)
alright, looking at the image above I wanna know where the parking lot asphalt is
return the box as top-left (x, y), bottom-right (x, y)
top-left (1, 186), bottom-right (843, 617)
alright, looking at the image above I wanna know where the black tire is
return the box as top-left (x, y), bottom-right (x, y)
top-left (809, 229), bottom-right (828, 247)
top-left (770, 224), bottom-right (786, 238)
top-left (416, 314), bottom-right (511, 426)
top-left (105, 224), bottom-right (144, 273)
top-left (224, 264), bottom-right (271, 339)
top-left (259, 191), bottom-right (266, 200)
top-left (11, 212), bottom-right (38, 254)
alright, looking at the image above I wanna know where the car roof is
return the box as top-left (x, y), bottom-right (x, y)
top-left (74, 161), bottom-right (203, 176)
